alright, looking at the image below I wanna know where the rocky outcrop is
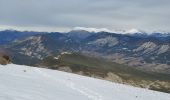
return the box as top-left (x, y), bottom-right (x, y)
top-left (105, 72), bottom-right (123, 83)
top-left (0, 55), bottom-right (11, 65)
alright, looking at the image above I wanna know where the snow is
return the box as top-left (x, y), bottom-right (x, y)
top-left (127, 28), bottom-right (140, 33)
top-left (125, 28), bottom-right (142, 34)
top-left (73, 27), bottom-right (146, 34)
top-left (73, 27), bottom-right (114, 33)
top-left (61, 52), bottom-right (72, 55)
top-left (54, 57), bottom-right (59, 60)
top-left (54, 52), bottom-right (72, 60)
top-left (0, 64), bottom-right (170, 100)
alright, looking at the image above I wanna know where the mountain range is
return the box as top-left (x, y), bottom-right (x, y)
top-left (1, 29), bottom-right (169, 71)
top-left (0, 28), bottom-right (170, 93)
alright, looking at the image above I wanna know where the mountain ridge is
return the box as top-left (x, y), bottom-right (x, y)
top-left (2, 30), bottom-right (169, 71)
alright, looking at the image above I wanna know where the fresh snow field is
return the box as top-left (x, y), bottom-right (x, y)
top-left (0, 64), bottom-right (170, 100)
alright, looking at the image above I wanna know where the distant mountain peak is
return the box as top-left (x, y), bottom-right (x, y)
top-left (73, 27), bottom-right (114, 33)
top-left (124, 28), bottom-right (144, 34)
top-left (72, 27), bottom-right (148, 35)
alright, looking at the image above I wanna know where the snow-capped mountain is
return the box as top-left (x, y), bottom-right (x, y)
top-left (124, 28), bottom-right (145, 34)
top-left (0, 64), bottom-right (170, 100)
top-left (73, 27), bottom-right (147, 34)
top-left (73, 27), bottom-right (114, 33)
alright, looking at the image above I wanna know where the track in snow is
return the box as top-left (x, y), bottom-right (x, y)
top-left (34, 68), bottom-right (103, 100)
top-left (1, 64), bottom-right (170, 100)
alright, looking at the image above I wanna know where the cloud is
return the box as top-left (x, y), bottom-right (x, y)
top-left (0, 0), bottom-right (170, 32)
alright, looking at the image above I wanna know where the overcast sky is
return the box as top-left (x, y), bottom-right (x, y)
top-left (0, 0), bottom-right (170, 32)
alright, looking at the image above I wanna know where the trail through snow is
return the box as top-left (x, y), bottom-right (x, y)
top-left (0, 64), bottom-right (170, 100)
top-left (34, 68), bottom-right (103, 100)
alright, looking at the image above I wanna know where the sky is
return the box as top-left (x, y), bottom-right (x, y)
top-left (0, 0), bottom-right (170, 32)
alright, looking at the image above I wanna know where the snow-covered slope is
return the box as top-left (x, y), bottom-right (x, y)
top-left (0, 64), bottom-right (170, 100)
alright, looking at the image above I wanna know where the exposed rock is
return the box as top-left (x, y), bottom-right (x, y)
top-left (58, 66), bottom-right (72, 73)
top-left (105, 72), bottom-right (123, 83)
top-left (19, 36), bottom-right (50, 59)
top-left (0, 55), bottom-right (11, 65)
top-left (157, 45), bottom-right (169, 54)
top-left (133, 42), bottom-right (157, 53)
top-left (88, 37), bottom-right (119, 47)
